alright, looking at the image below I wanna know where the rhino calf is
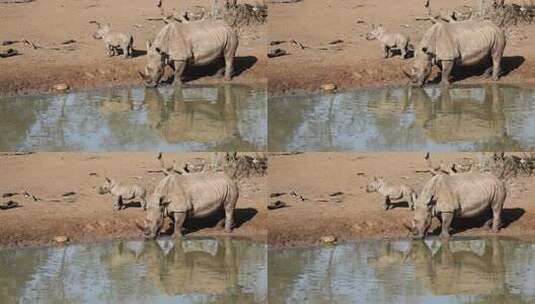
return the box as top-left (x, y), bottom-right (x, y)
top-left (92, 23), bottom-right (134, 58)
top-left (99, 177), bottom-right (147, 210)
top-left (366, 176), bottom-right (417, 210)
top-left (139, 20), bottom-right (238, 87)
top-left (142, 172), bottom-right (238, 239)
top-left (366, 25), bottom-right (412, 59)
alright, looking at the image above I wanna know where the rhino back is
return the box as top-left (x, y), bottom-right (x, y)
top-left (173, 172), bottom-right (237, 217)
top-left (154, 21), bottom-right (236, 64)
top-left (446, 173), bottom-right (503, 216)
top-left (448, 21), bottom-right (505, 64)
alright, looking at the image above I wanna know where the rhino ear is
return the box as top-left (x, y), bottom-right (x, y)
top-left (146, 40), bottom-right (152, 50)
top-left (158, 196), bottom-right (171, 207)
top-left (105, 177), bottom-right (111, 183)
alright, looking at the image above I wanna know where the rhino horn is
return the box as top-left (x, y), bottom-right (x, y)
top-left (403, 222), bottom-right (417, 236)
top-left (138, 71), bottom-right (150, 82)
top-left (402, 68), bottom-right (413, 79)
top-left (135, 222), bottom-right (145, 232)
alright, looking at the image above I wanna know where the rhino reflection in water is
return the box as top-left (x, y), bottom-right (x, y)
top-left (371, 238), bottom-right (506, 296)
top-left (411, 84), bottom-right (508, 145)
top-left (106, 238), bottom-right (238, 296)
top-left (97, 85), bottom-right (261, 150)
top-left (144, 85), bottom-right (241, 145)
top-left (370, 84), bottom-right (512, 146)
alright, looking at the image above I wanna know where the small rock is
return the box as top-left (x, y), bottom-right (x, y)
top-left (0, 200), bottom-right (20, 210)
top-left (53, 83), bottom-right (69, 92)
top-left (321, 235), bottom-right (337, 244)
top-left (54, 235), bottom-right (69, 244)
top-left (320, 83), bottom-right (337, 91)
top-left (268, 48), bottom-right (287, 58)
top-left (267, 200), bottom-right (287, 210)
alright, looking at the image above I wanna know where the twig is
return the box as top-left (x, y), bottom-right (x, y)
top-left (290, 39), bottom-right (306, 49)
top-left (22, 39), bottom-right (39, 49)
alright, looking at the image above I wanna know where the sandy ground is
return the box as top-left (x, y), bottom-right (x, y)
top-left (268, 153), bottom-right (535, 247)
top-left (268, 0), bottom-right (535, 94)
top-left (0, 153), bottom-right (267, 248)
top-left (0, 0), bottom-right (266, 96)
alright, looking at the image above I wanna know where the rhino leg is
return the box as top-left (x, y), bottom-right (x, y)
top-left (172, 60), bottom-right (186, 86)
top-left (223, 40), bottom-right (237, 81)
top-left (140, 196), bottom-right (147, 211)
top-left (491, 205), bottom-right (502, 233)
top-left (106, 45), bottom-right (114, 57)
top-left (383, 196), bottom-right (391, 211)
top-left (491, 53), bottom-right (502, 81)
top-left (440, 60), bottom-right (453, 86)
top-left (409, 193), bottom-right (416, 210)
top-left (173, 212), bottom-right (186, 237)
top-left (401, 44), bottom-right (408, 59)
top-left (113, 196), bottom-right (123, 211)
top-left (382, 44), bottom-right (389, 59)
top-left (483, 218), bottom-right (493, 229)
top-left (215, 57), bottom-right (225, 77)
top-left (224, 206), bottom-right (234, 233)
top-left (439, 212), bottom-right (453, 238)
top-left (122, 45), bottom-right (129, 58)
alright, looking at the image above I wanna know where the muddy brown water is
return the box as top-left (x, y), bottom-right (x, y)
top-left (0, 238), bottom-right (267, 303)
top-left (269, 84), bottom-right (535, 152)
top-left (268, 237), bottom-right (535, 304)
top-left (0, 84), bottom-right (267, 152)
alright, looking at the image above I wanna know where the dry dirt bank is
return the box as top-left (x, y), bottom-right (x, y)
top-left (267, 0), bottom-right (535, 95)
top-left (0, 0), bottom-right (266, 96)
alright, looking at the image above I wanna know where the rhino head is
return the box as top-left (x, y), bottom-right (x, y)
top-left (365, 176), bottom-right (384, 193)
top-left (365, 24), bottom-right (383, 41)
top-left (141, 195), bottom-right (167, 239)
top-left (404, 51), bottom-right (433, 87)
top-left (92, 23), bottom-right (111, 40)
top-left (410, 204), bottom-right (433, 239)
top-left (98, 177), bottom-right (112, 195)
top-left (139, 40), bottom-right (166, 87)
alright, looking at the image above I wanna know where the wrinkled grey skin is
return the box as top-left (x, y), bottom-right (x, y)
top-left (99, 177), bottom-right (147, 210)
top-left (406, 20), bottom-right (506, 86)
top-left (139, 20), bottom-right (238, 87)
top-left (143, 172), bottom-right (239, 239)
top-left (93, 24), bottom-right (134, 58)
top-left (410, 172), bottom-right (506, 239)
top-left (366, 176), bottom-right (417, 210)
top-left (366, 25), bottom-right (411, 59)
